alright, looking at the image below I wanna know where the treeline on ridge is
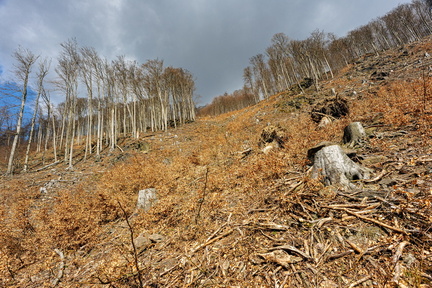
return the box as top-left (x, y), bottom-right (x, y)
top-left (198, 0), bottom-right (432, 116)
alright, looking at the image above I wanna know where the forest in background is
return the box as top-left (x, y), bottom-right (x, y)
top-left (0, 40), bottom-right (196, 173)
top-left (199, 0), bottom-right (432, 116)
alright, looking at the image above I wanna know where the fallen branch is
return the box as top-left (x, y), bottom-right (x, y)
top-left (36, 160), bottom-right (61, 172)
top-left (159, 263), bottom-right (180, 277)
top-left (257, 250), bottom-right (302, 268)
top-left (417, 158), bottom-right (432, 163)
top-left (363, 169), bottom-right (390, 183)
top-left (312, 111), bottom-right (338, 121)
top-left (237, 147), bottom-right (252, 158)
top-left (260, 230), bottom-right (281, 242)
top-left (254, 222), bottom-right (290, 231)
top-left (348, 275), bottom-right (372, 287)
top-left (326, 205), bottom-right (409, 235)
top-left (344, 209), bottom-right (409, 235)
top-left (323, 203), bottom-right (379, 210)
top-left (327, 250), bottom-right (354, 261)
top-left (374, 196), bottom-right (397, 209)
top-left (422, 272), bottom-right (432, 281)
top-left (269, 245), bottom-right (312, 260)
top-left (190, 228), bottom-right (233, 254)
top-left (247, 207), bottom-right (277, 214)
top-left (283, 180), bottom-right (304, 196)
top-left (392, 241), bottom-right (409, 263)
top-left (310, 217), bottom-right (333, 228)
top-left (392, 241), bottom-right (409, 285)
top-left (51, 248), bottom-right (65, 287)
top-left (345, 239), bottom-right (365, 254)
top-left (205, 223), bottom-right (227, 243)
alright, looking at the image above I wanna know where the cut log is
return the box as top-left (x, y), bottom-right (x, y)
top-left (343, 122), bottom-right (366, 147)
top-left (312, 145), bottom-right (370, 189)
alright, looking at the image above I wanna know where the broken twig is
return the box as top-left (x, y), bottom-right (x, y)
top-left (51, 248), bottom-right (65, 287)
top-left (190, 228), bottom-right (233, 254)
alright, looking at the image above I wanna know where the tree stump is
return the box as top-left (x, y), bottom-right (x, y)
top-left (137, 188), bottom-right (158, 211)
top-left (259, 125), bottom-right (287, 148)
top-left (343, 122), bottom-right (366, 147)
top-left (312, 145), bottom-right (370, 189)
top-left (259, 125), bottom-right (287, 154)
top-left (307, 141), bottom-right (337, 162)
top-left (311, 97), bottom-right (349, 123)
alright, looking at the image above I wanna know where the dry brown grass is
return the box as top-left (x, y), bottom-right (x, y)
top-left (1, 38), bottom-right (432, 287)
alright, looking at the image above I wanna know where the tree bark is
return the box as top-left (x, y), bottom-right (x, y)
top-left (312, 145), bottom-right (370, 189)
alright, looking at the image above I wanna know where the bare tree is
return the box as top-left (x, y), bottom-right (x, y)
top-left (250, 54), bottom-right (271, 99)
top-left (41, 90), bottom-right (57, 163)
top-left (80, 47), bottom-right (97, 159)
top-left (6, 47), bottom-right (39, 175)
top-left (127, 60), bottom-right (141, 137)
top-left (113, 55), bottom-right (132, 136)
top-left (266, 33), bottom-right (293, 92)
top-left (23, 58), bottom-right (50, 171)
top-left (90, 52), bottom-right (105, 157)
top-left (56, 38), bottom-right (80, 169)
top-left (143, 59), bottom-right (167, 131)
top-left (243, 66), bottom-right (258, 103)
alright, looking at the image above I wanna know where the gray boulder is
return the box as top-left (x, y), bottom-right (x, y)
top-left (134, 232), bottom-right (165, 253)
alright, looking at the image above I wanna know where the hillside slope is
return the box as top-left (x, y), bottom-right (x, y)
top-left (1, 37), bottom-right (432, 287)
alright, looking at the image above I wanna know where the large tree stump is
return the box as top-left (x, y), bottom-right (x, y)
top-left (312, 145), bottom-right (370, 189)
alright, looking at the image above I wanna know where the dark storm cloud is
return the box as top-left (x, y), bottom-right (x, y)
top-left (0, 0), bottom-right (412, 104)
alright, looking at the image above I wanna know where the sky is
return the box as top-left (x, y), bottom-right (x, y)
top-left (0, 0), bottom-right (413, 106)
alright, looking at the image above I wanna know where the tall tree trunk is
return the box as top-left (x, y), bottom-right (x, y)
top-left (51, 112), bottom-right (58, 162)
top-left (7, 88), bottom-right (27, 175)
top-left (23, 60), bottom-right (49, 171)
top-left (23, 96), bottom-right (40, 171)
top-left (68, 84), bottom-right (77, 169)
top-left (7, 48), bottom-right (38, 175)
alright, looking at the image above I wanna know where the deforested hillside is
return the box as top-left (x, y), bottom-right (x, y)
top-left (1, 36), bottom-right (432, 287)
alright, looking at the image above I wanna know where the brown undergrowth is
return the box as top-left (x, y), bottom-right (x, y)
top-left (1, 38), bottom-right (432, 287)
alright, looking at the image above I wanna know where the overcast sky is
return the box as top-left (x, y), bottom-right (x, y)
top-left (0, 0), bottom-right (413, 105)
